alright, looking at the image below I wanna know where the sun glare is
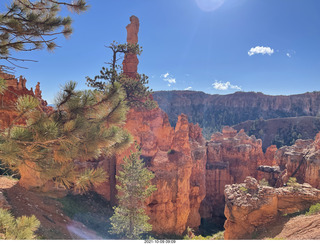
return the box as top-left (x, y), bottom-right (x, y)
top-left (195, 0), bottom-right (225, 12)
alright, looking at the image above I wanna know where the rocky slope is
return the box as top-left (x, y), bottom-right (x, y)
top-left (233, 116), bottom-right (320, 151)
top-left (260, 213), bottom-right (320, 240)
top-left (153, 90), bottom-right (320, 139)
top-left (224, 176), bottom-right (320, 240)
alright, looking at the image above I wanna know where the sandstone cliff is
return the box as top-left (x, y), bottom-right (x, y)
top-left (200, 127), bottom-right (265, 221)
top-left (224, 176), bottom-right (320, 240)
top-left (153, 90), bottom-right (320, 139)
top-left (273, 133), bottom-right (320, 188)
top-left (233, 116), bottom-right (320, 150)
top-left (95, 109), bottom-right (207, 235)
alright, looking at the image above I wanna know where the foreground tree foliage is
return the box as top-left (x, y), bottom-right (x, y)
top-left (109, 145), bottom-right (156, 239)
top-left (86, 42), bottom-right (157, 110)
top-left (0, 0), bottom-right (88, 72)
top-left (0, 208), bottom-right (40, 240)
top-left (0, 80), bottom-right (132, 192)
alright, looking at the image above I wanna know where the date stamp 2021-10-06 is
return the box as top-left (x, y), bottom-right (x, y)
top-left (144, 240), bottom-right (177, 244)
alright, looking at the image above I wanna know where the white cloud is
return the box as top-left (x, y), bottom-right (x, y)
top-left (286, 53), bottom-right (291, 58)
top-left (162, 72), bottom-right (169, 78)
top-left (248, 46), bottom-right (274, 56)
top-left (161, 72), bottom-right (176, 85)
top-left (166, 77), bottom-right (176, 84)
top-left (184, 87), bottom-right (192, 90)
top-left (213, 80), bottom-right (241, 91)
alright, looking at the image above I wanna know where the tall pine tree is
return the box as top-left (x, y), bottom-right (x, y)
top-left (0, 80), bottom-right (132, 193)
top-left (86, 41), bottom-right (157, 110)
top-left (109, 145), bottom-right (156, 239)
top-left (0, 0), bottom-right (88, 72)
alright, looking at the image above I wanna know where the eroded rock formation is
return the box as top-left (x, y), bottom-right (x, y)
top-left (122, 15), bottom-right (140, 78)
top-left (273, 134), bottom-right (320, 188)
top-left (224, 176), bottom-right (320, 240)
top-left (0, 70), bottom-right (51, 129)
top-left (95, 109), bottom-right (207, 235)
top-left (200, 127), bottom-right (265, 220)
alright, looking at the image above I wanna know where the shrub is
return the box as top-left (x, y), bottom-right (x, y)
top-left (287, 177), bottom-right (301, 192)
top-left (306, 203), bottom-right (320, 216)
top-left (0, 208), bottom-right (40, 240)
top-left (239, 186), bottom-right (248, 193)
top-left (167, 149), bottom-right (176, 154)
top-left (211, 231), bottom-right (224, 240)
top-left (259, 178), bottom-right (269, 186)
top-left (183, 227), bottom-right (224, 240)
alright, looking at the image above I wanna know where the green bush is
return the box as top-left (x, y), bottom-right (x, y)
top-left (287, 177), bottom-right (301, 192)
top-left (239, 186), bottom-right (248, 193)
top-left (167, 149), bottom-right (176, 154)
top-left (0, 208), bottom-right (40, 240)
top-left (306, 203), bottom-right (320, 216)
top-left (259, 178), bottom-right (269, 186)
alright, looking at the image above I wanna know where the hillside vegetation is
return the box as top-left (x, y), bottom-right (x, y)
top-left (153, 91), bottom-right (320, 144)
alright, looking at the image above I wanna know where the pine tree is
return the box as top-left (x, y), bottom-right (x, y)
top-left (0, 80), bottom-right (132, 193)
top-left (0, 208), bottom-right (40, 240)
top-left (86, 41), bottom-right (157, 110)
top-left (109, 145), bottom-right (156, 239)
top-left (0, 0), bottom-right (88, 72)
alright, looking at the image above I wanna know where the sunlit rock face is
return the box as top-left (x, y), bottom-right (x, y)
top-left (0, 71), bottom-right (34, 129)
top-left (122, 15), bottom-right (140, 78)
top-left (224, 176), bottom-right (320, 240)
top-left (95, 110), bottom-right (207, 235)
top-left (0, 70), bottom-right (51, 129)
top-left (274, 133), bottom-right (320, 188)
top-left (200, 127), bottom-right (265, 220)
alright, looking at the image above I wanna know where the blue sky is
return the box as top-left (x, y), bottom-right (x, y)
top-left (2, 0), bottom-right (320, 103)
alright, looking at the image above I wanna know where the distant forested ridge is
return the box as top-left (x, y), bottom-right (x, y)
top-left (153, 90), bottom-right (320, 144)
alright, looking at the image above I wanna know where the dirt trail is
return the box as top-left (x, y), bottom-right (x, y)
top-left (0, 176), bottom-right (18, 189)
top-left (1, 178), bottom-right (105, 240)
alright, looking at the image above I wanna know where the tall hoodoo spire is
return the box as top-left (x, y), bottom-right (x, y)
top-left (122, 15), bottom-right (140, 78)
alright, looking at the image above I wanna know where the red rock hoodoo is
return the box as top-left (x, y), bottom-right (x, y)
top-left (200, 127), bottom-right (265, 221)
top-left (122, 15), bottom-right (140, 78)
top-left (0, 70), bottom-right (50, 129)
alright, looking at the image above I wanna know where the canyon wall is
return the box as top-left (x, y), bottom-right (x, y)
top-left (233, 116), bottom-right (320, 150)
top-left (95, 108), bottom-right (207, 235)
top-left (273, 133), bottom-right (320, 188)
top-left (200, 127), bottom-right (265, 221)
top-left (153, 90), bottom-right (320, 140)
